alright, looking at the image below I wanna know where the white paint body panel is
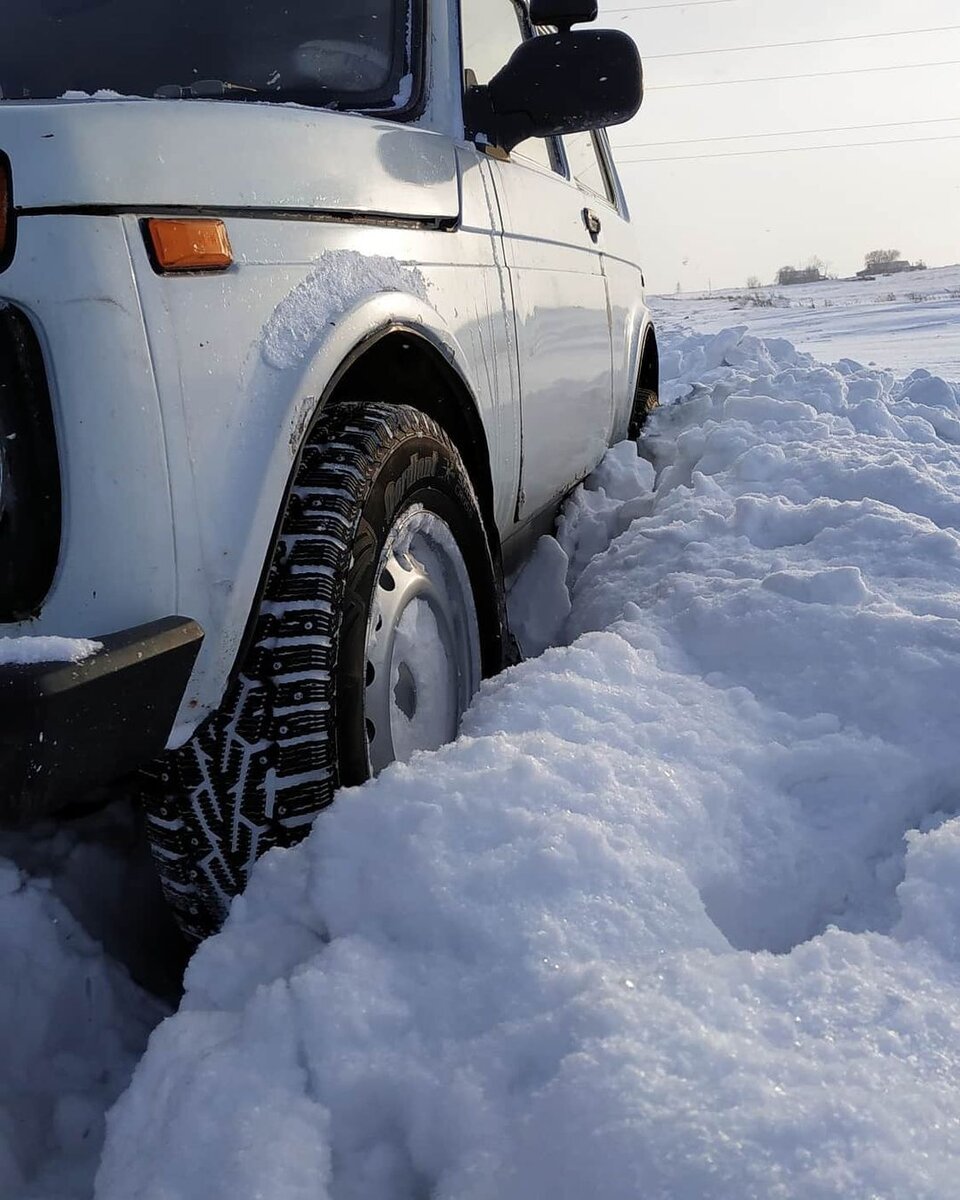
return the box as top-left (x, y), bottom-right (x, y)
top-left (0, 0), bottom-right (653, 746)
top-left (0, 101), bottom-right (460, 221)
top-left (485, 152), bottom-right (614, 517)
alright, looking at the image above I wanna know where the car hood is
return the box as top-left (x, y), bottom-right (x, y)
top-left (0, 99), bottom-right (460, 223)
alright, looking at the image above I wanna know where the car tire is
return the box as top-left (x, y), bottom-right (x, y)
top-left (628, 386), bottom-right (659, 441)
top-left (142, 402), bottom-right (505, 941)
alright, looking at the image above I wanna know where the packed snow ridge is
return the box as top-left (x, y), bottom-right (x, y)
top-left (0, 805), bottom-right (167, 1200)
top-left (6, 319), bottom-right (960, 1198)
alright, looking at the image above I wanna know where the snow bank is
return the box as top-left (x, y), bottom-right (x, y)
top-left (0, 637), bottom-right (101, 666)
top-left (98, 327), bottom-right (960, 1199)
top-left (0, 833), bottom-right (163, 1199)
top-left (656, 263), bottom-right (960, 379)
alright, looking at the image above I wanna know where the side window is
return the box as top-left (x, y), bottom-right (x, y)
top-left (460, 0), bottom-right (522, 88)
top-left (460, 0), bottom-right (557, 174)
top-left (563, 130), bottom-right (615, 205)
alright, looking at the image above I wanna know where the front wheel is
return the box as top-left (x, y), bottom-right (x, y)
top-left (144, 403), bottom-right (504, 941)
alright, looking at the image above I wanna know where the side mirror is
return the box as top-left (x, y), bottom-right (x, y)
top-left (465, 30), bottom-right (643, 154)
top-left (528, 0), bottom-right (599, 28)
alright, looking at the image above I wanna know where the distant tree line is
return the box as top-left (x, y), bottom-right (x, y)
top-left (747, 250), bottom-right (927, 289)
top-left (858, 249), bottom-right (926, 277)
top-left (865, 249), bottom-right (900, 269)
top-left (775, 261), bottom-right (826, 287)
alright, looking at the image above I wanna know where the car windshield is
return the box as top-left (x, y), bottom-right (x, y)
top-left (1, 0), bottom-right (414, 110)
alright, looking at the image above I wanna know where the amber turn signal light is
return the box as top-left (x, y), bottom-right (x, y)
top-left (0, 155), bottom-right (12, 271)
top-left (145, 218), bottom-right (233, 273)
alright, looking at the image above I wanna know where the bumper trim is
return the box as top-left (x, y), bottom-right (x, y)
top-left (0, 616), bottom-right (203, 822)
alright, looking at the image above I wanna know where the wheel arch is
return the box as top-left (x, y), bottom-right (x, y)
top-left (639, 323), bottom-right (660, 398)
top-left (315, 323), bottom-right (497, 537)
top-left (628, 321), bottom-right (660, 439)
top-left (231, 320), bottom-right (502, 690)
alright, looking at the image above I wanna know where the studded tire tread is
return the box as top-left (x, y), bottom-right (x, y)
top-left (142, 402), bottom-right (494, 942)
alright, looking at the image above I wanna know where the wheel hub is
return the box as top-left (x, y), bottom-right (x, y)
top-left (364, 505), bottom-right (481, 773)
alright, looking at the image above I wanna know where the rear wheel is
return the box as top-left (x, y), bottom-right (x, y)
top-left (143, 402), bottom-right (504, 941)
top-left (629, 334), bottom-right (660, 440)
top-left (628, 385), bottom-right (659, 441)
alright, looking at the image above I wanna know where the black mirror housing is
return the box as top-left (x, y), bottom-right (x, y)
top-left (465, 30), bottom-right (643, 154)
top-left (529, 0), bottom-right (598, 28)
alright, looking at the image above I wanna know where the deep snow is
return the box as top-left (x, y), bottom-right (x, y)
top-left (0, 803), bottom-right (172, 1199)
top-left (79, 320), bottom-right (960, 1198)
top-left (659, 264), bottom-right (960, 379)
top-left (4, 295), bottom-right (960, 1198)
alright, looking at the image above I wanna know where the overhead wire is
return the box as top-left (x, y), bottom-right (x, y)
top-left (618, 132), bottom-right (960, 164)
top-left (647, 57), bottom-right (960, 89)
top-left (603, 0), bottom-right (737, 13)
top-left (613, 115), bottom-right (960, 151)
top-left (646, 24), bottom-right (960, 59)
top-left (598, 11), bottom-right (960, 163)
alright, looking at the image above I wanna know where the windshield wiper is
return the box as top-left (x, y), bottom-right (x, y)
top-left (155, 80), bottom-right (257, 100)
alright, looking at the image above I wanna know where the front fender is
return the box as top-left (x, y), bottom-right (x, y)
top-left (254, 279), bottom-right (478, 433)
top-left (137, 239), bottom-right (493, 745)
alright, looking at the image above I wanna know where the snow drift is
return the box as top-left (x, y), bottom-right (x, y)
top-left (86, 324), bottom-right (960, 1198)
top-left (0, 803), bottom-right (164, 1199)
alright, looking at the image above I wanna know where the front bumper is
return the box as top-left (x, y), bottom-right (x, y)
top-left (0, 617), bottom-right (203, 823)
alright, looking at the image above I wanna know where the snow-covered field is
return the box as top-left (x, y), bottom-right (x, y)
top-left (5, 288), bottom-right (960, 1198)
top-left (660, 263), bottom-right (960, 379)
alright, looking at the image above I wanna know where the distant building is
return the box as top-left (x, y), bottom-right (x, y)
top-left (856, 260), bottom-right (914, 279)
top-left (776, 266), bottom-right (825, 286)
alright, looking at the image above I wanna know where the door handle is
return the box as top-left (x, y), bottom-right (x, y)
top-left (582, 207), bottom-right (602, 243)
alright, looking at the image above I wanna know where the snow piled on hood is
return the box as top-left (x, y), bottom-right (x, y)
top-left (97, 326), bottom-right (960, 1200)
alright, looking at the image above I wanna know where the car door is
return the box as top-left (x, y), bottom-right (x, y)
top-left (460, 0), bottom-right (615, 524)
top-left (562, 126), bottom-right (647, 443)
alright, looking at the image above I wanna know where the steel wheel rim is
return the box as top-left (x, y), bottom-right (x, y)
top-left (363, 504), bottom-right (482, 773)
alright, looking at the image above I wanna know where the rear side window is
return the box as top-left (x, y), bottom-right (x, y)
top-left (1, 0), bottom-right (416, 111)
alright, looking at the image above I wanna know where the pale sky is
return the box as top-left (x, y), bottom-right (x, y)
top-left (601, 0), bottom-right (960, 291)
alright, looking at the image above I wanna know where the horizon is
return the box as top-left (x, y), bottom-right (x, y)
top-left (603, 0), bottom-right (960, 294)
top-left (655, 258), bottom-right (960, 295)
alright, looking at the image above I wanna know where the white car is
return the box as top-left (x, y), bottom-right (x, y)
top-left (0, 0), bottom-right (658, 938)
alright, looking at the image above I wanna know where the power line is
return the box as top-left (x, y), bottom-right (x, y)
top-left (619, 132), bottom-right (960, 163)
top-left (648, 57), bottom-right (960, 89)
top-left (613, 115), bottom-right (960, 151)
top-left (604, 0), bottom-right (736, 12)
top-left (647, 24), bottom-right (960, 59)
